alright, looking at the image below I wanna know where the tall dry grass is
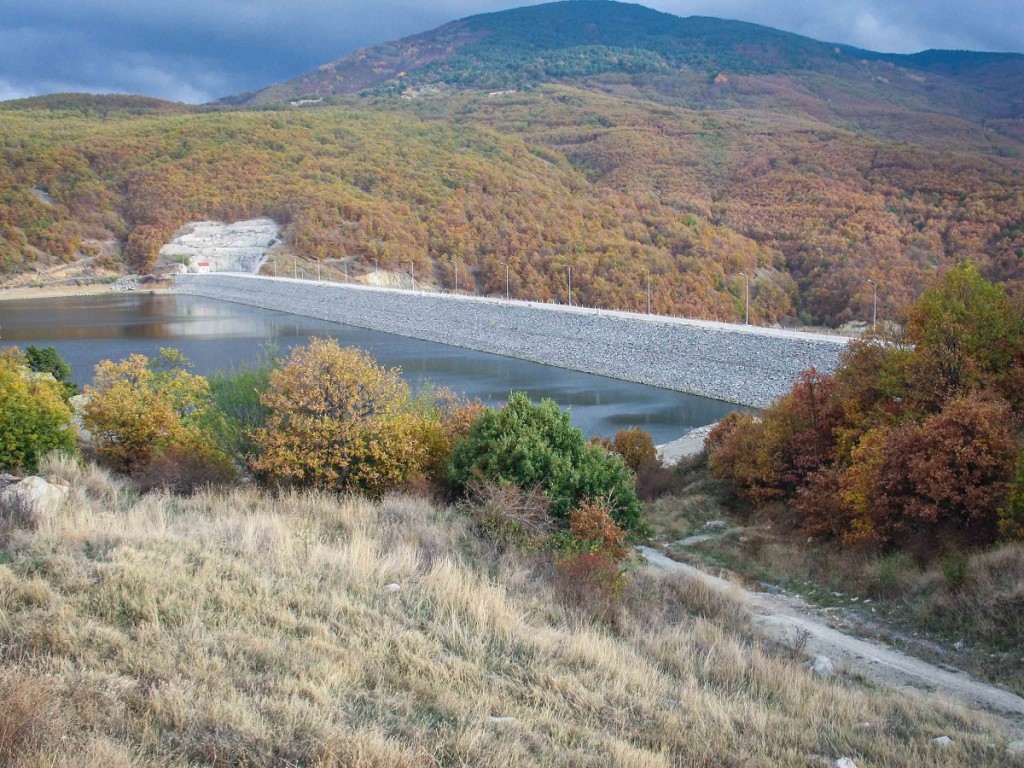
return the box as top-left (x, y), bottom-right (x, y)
top-left (0, 455), bottom-right (1014, 766)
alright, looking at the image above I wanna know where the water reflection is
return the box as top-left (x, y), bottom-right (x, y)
top-left (0, 293), bottom-right (745, 442)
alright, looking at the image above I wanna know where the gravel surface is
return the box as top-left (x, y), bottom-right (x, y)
top-left (174, 273), bottom-right (848, 408)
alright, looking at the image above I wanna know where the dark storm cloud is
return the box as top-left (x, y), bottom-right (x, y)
top-left (0, 0), bottom-right (1020, 104)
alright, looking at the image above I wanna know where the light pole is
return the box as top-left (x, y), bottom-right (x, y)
top-left (565, 264), bottom-right (572, 306)
top-left (293, 260), bottom-right (297, 280)
top-left (317, 260), bottom-right (321, 282)
top-left (867, 279), bottom-right (877, 331)
top-left (738, 272), bottom-right (750, 325)
top-left (273, 256), bottom-right (277, 278)
top-left (409, 260), bottom-right (415, 290)
top-left (454, 259), bottom-right (459, 294)
top-left (505, 262), bottom-right (510, 300)
top-left (643, 268), bottom-right (652, 314)
top-left (372, 258), bottom-right (378, 283)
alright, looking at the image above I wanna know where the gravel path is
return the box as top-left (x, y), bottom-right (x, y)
top-left (175, 273), bottom-right (848, 408)
top-left (640, 546), bottom-right (1024, 735)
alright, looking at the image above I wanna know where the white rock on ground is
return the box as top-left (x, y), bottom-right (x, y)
top-left (932, 736), bottom-right (954, 747)
top-left (833, 759), bottom-right (858, 768)
top-left (0, 476), bottom-right (68, 528)
top-left (1008, 740), bottom-right (1024, 759)
top-left (383, 583), bottom-right (402, 593)
top-left (160, 219), bottom-right (282, 274)
top-left (811, 655), bottom-right (836, 677)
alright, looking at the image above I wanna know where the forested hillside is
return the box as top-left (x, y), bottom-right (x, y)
top-left (2, 1), bottom-right (1023, 325)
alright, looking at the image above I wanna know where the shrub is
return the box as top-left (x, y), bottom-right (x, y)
top-left (553, 550), bottom-right (627, 621)
top-left (249, 339), bottom-right (423, 494)
top-left (83, 349), bottom-right (218, 474)
top-left (0, 348), bottom-right (75, 473)
top-left (567, 498), bottom-right (629, 563)
top-left (408, 386), bottom-right (486, 487)
top-left (1000, 450), bottom-right (1024, 541)
top-left (462, 479), bottom-right (553, 550)
top-left (840, 395), bottom-right (1018, 549)
top-left (613, 427), bottom-right (657, 471)
top-left (23, 345), bottom-right (77, 398)
top-left (132, 442), bottom-right (238, 495)
top-left (706, 412), bottom-right (781, 505)
top-left (904, 261), bottom-right (1024, 413)
top-left (205, 352), bottom-right (278, 463)
top-left (446, 392), bottom-right (644, 531)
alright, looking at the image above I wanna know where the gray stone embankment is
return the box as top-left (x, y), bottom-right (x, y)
top-left (174, 273), bottom-right (848, 408)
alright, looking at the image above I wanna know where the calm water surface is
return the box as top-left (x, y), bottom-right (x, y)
top-left (0, 293), bottom-right (743, 442)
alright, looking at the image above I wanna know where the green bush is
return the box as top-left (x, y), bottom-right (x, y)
top-left (446, 392), bottom-right (644, 532)
top-left (24, 345), bottom-right (77, 398)
top-left (0, 348), bottom-right (75, 472)
top-left (206, 351), bottom-right (278, 463)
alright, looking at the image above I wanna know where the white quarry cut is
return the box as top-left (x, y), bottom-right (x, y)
top-left (160, 219), bottom-right (282, 274)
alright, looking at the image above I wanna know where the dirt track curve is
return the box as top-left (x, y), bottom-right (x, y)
top-left (640, 546), bottom-right (1024, 735)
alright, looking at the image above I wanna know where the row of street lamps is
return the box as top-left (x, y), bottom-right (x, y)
top-left (272, 255), bottom-right (879, 329)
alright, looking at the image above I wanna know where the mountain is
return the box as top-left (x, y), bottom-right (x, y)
top-left (223, 2), bottom-right (1024, 137)
top-left (2, 1), bottom-right (1023, 327)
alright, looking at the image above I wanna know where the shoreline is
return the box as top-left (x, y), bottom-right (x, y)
top-left (655, 423), bottom-right (716, 464)
top-left (0, 284), bottom-right (117, 302)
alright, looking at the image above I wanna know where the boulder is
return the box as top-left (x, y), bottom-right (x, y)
top-left (834, 759), bottom-right (858, 768)
top-left (0, 476), bottom-right (68, 529)
top-left (811, 655), bottom-right (835, 677)
top-left (1007, 741), bottom-right (1024, 760)
top-left (704, 519), bottom-right (729, 531)
top-left (932, 736), bottom-right (953, 747)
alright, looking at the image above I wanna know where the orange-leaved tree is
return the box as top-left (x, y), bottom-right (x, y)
top-left (250, 339), bottom-right (423, 494)
top-left (612, 427), bottom-right (657, 472)
top-left (708, 263), bottom-right (1024, 552)
top-left (0, 347), bottom-right (75, 472)
top-left (83, 349), bottom-right (225, 475)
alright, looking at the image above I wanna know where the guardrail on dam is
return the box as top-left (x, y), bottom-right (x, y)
top-left (174, 273), bottom-right (849, 408)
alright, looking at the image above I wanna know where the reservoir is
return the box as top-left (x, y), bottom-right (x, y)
top-left (0, 292), bottom-right (743, 442)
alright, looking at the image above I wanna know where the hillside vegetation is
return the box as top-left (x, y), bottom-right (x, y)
top-left (2, 1), bottom-right (1024, 325)
top-left (0, 456), bottom-right (1013, 767)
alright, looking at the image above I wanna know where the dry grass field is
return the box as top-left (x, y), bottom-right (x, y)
top-left (0, 455), bottom-right (1014, 767)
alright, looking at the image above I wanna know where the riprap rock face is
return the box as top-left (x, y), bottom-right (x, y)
top-left (160, 219), bottom-right (281, 273)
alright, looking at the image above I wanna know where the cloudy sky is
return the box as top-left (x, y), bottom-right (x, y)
top-left (1, 0), bottom-right (1020, 104)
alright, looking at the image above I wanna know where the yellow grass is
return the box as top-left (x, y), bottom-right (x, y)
top-left (0, 454), bottom-right (1012, 766)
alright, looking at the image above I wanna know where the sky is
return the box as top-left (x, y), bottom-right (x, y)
top-left (0, 0), bottom-right (1020, 104)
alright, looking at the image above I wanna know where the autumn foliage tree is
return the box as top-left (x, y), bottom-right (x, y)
top-left (249, 339), bottom-right (425, 494)
top-left (708, 263), bottom-right (1024, 554)
top-left (83, 350), bottom-right (232, 480)
top-left (612, 427), bottom-right (657, 471)
top-left (0, 347), bottom-right (75, 472)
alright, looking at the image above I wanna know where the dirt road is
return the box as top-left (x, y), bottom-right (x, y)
top-left (639, 546), bottom-right (1024, 734)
